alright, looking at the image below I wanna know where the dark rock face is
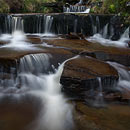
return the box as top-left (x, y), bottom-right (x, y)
top-left (0, 14), bottom-right (12, 34)
top-left (0, 14), bottom-right (129, 40)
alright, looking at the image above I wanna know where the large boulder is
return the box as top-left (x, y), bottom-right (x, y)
top-left (61, 56), bottom-right (118, 100)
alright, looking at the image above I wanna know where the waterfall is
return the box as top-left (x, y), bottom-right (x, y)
top-left (86, 21), bottom-right (130, 48)
top-left (121, 27), bottom-right (129, 39)
top-left (107, 62), bottom-right (130, 91)
top-left (0, 30), bottom-right (33, 49)
top-left (44, 15), bottom-right (53, 34)
top-left (102, 23), bottom-right (109, 38)
top-left (0, 15), bottom-right (12, 34)
top-left (63, 5), bottom-right (87, 13)
top-left (94, 77), bottom-right (105, 107)
top-left (74, 19), bottom-right (78, 33)
top-left (0, 53), bottom-right (79, 130)
top-left (12, 16), bottom-right (24, 31)
top-left (89, 15), bottom-right (98, 34)
top-left (32, 55), bottom-right (79, 130)
top-left (19, 53), bottom-right (52, 74)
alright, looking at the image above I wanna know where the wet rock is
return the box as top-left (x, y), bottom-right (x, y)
top-left (0, 95), bottom-right (40, 130)
top-left (0, 44), bottom-right (74, 82)
top-left (0, 41), bottom-right (8, 45)
top-left (0, 45), bottom-right (73, 60)
top-left (74, 101), bottom-right (130, 130)
top-left (0, 14), bottom-right (128, 39)
top-left (43, 39), bottom-right (130, 66)
top-left (61, 56), bottom-right (118, 100)
top-left (60, 33), bottom-right (86, 40)
top-left (27, 36), bottom-right (42, 44)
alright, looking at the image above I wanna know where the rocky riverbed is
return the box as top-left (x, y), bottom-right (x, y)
top-left (0, 33), bottom-right (130, 130)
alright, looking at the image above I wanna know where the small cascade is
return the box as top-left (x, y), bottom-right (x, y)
top-left (36, 15), bottom-right (43, 33)
top-left (0, 30), bottom-right (33, 49)
top-left (121, 27), bottom-right (130, 39)
top-left (74, 19), bottom-right (78, 33)
top-left (0, 54), bottom-right (52, 93)
top-left (96, 16), bottom-right (100, 33)
top-left (94, 77), bottom-right (105, 107)
top-left (63, 5), bottom-right (87, 13)
top-left (12, 16), bottom-right (24, 31)
top-left (0, 15), bottom-right (12, 34)
top-left (86, 21), bottom-right (130, 48)
top-left (0, 53), bottom-right (79, 130)
top-left (19, 53), bottom-right (52, 74)
top-left (107, 62), bottom-right (130, 91)
top-left (44, 15), bottom-right (53, 34)
top-left (89, 15), bottom-right (100, 34)
top-left (33, 55), bottom-right (79, 130)
top-left (102, 23), bottom-right (109, 38)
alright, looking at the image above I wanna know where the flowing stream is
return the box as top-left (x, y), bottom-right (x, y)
top-left (29, 55), bottom-right (79, 130)
top-left (0, 12), bottom-right (129, 130)
top-left (0, 53), bottom-right (79, 130)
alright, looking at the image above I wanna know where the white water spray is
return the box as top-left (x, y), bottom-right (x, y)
top-left (94, 77), bottom-right (105, 107)
top-left (86, 26), bottom-right (130, 48)
top-left (25, 55), bottom-right (80, 130)
top-left (0, 53), bottom-right (79, 130)
top-left (107, 62), bottom-right (130, 91)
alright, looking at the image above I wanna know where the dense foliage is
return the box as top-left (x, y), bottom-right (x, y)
top-left (0, 0), bottom-right (129, 16)
top-left (90, 0), bottom-right (130, 24)
top-left (0, 0), bottom-right (9, 13)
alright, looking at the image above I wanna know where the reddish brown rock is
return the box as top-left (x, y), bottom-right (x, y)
top-left (43, 38), bottom-right (130, 66)
top-left (74, 101), bottom-right (130, 130)
top-left (61, 56), bottom-right (118, 100)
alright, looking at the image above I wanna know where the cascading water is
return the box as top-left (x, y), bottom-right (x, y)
top-left (0, 30), bottom-right (34, 49)
top-left (30, 55), bottom-right (79, 130)
top-left (85, 15), bottom-right (130, 48)
top-left (44, 15), bottom-right (53, 34)
top-left (63, 5), bottom-right (89, 13)
top-left (102, 23), bottom-right (109, 38)
top-left (12, 16), bottom-right (24, 31)
top-left (107, 62), bottom-right (130, 92)
top-left (74, 19), bottom-right (78, 33)
top-left (94, 77), bottom-right (105, 107)
top-left (86, 26), bottom-right (130, 48)
top-left (0, 53), bottom-right (79, 130)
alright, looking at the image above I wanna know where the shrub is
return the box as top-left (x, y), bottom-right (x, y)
top-left (0, 0), bottom-right (9, 13)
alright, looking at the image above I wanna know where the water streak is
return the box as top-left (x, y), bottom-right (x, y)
top-left (107, 62), bottom-right (130, 91)
top-left (86, 29), bottom-right (129, 48)
top-left (27, 55), bottom-right (79, 130)
top-left (94, 77), bottom-right (105, 107)
top-left (12, 16), bottom-right (24, 31)
top-left (0, 53), bottom-right (79, 130)
top-left (0, 31), bottom-right (34, 49)
top-left (44, 15), bottom-right (53, 34)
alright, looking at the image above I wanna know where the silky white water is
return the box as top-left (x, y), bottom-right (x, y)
top-left (93, 77), bottom-right (105, 107)
top-left (86, 27), bottom-right (130, 48)
top-left (29, 55), bottom-right (79, 130)
top-left (0, 31), bottom-right (35, 49)
top-left (0, 53), bottom-right (79, 130)
top-left (107, 62), bottom-right (130, 92)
